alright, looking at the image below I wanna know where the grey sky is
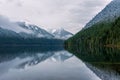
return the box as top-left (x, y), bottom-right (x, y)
top-left (0, 0), bottom-right (112, 33)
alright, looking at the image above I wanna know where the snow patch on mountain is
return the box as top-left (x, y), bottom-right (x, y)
top-left (49, 28), bottom-right (73, 40)
top-left (84, 0), bottom-right (120, 28)
top-left (17, 22), bottom-right (54, 38)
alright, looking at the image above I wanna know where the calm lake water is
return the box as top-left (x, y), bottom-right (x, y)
top-left (0, 46), bottom-right (119, 80)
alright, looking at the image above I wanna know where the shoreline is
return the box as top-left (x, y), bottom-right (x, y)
top-left (104, 44), bottom-right (120, 49)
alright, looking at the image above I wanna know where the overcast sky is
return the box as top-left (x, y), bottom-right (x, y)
top-left (0, 0), bottom-right (112, 33)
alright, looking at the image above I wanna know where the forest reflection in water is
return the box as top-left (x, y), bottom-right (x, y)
top-left (68, 46), bottom-right (120, 80)
top-left (0, 46), bottom-right (119, 80)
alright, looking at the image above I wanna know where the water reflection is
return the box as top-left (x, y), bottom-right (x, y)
top-left (0, 46), bottom-right (101, 80)
top-left (68, 46), bottom-right (120, 80)
top-left (86, 63), bottom-right (120, 80)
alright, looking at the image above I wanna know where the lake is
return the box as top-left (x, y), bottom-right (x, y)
top-left (0, 46), bottom-right (119, 80)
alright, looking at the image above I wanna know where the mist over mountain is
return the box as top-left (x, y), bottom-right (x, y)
top-left (0, 15), bottom-right (65, 46)
top-left (17, 22), bottom-right (54, 38)
top-left (0, 15), bottom-right (32, 34)
top-left (0, 15), bottom-right (73, 40)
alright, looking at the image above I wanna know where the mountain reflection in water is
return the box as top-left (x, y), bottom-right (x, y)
top-left (0, 46), bottom-right (119, 80)
top-left (0, 46), bottom-right (99, 80)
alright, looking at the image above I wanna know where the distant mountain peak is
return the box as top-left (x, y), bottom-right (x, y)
top-left (49, 28), bottom-right (73, 40)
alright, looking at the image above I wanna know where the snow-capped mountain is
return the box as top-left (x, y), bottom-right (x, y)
top-left (0, 15), bottom-right (72, 39)
top-left (17, 22), bottom-right (54, 38)
top-left (85, 0), bottom-right (120, 28)
top-left (0, 15), bottom-right (32, 35)
top-left (0, 16), bottom-right (54, 38)
top-left (49, 28), bottom-right (73, 40)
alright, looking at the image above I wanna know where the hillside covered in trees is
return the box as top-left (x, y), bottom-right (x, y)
top-left (65, 17), bottom-right (120, 51)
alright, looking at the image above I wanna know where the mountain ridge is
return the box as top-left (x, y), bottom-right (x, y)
top-left (0, 15), bottom-right (73, 40)
top-left (65, 0), bottom-right (120, 50)
top-left (84, 0), bottom-right (120, 29)
top-left (49, 28), bottom-right (73, 40)
top-left (17, 22), bottom-right (54, 38)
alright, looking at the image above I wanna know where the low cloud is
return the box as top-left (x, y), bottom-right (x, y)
top-left (0, 0), bottom-right (112, 33)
